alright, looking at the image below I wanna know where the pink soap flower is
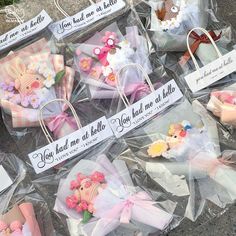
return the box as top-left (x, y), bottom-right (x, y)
top-left (90, 171), bottom-right (105, 183)
top-left (79, 57), bottom-right (93, 72)
top-left (79, 200), bottom-right (88, 211)
top-left (77, 173), bottom-right (86, 183)
top-left (88, 204), bottom-right (95, 213)
top-left (105, 73), bottom-right (116, 87)
top-left (66, 195), bottom-right (78, 209)
top-left (102, 31), bottom-right (119, 44)
top-left (76, 205), bottom-right (83, 213)
top-left (70, 180), bottom-right (80, 190)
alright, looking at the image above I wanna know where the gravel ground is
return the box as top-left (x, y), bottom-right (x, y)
top-left (0, 0), bottom-right (236, 235)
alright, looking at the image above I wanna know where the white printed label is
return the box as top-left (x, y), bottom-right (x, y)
top-left (28, 117), bottom-right (113, 174)
top-left (108, 80), bottom-right (183, 138)
top-left (0, 10), bottom-right (52, 51)
top-left (0, 165), bottom-right (13, 192)
top-left (49, 0), bottom-right (126, 40)
top-left (185, 50), bottom-right (236, 93)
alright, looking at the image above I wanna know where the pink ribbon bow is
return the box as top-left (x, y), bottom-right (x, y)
top-left (104, 191), bottom-right (155, 224)
top-left (46, 112), bottom-right (78, 139)
top-left (189, 155), bottom-right (236, 178)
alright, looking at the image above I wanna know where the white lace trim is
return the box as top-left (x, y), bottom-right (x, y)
top-left (157, 0), bottom-right (187, 31)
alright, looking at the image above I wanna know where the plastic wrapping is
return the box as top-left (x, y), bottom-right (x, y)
top-left (73, 22), bottom-right (152, 100)
top-left (33, 139), bottom-right (181, 236)
top-left (0, 21), bottom-right (110, 176)
top-left (0, 1), bottom-right (236, 235)
top-left (134, 0), bottom-right (213, 52)
top-left (121, 97), bottom-right (236, 221)
top-left (55, 2), bottom-right (170, 117)
top-left (0, 151), bottom-right (55, 236)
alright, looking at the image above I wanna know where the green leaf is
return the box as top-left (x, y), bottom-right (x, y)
top-left (55, 70), bottom-right (66, 84)
top-left (82, 210), bottom-right (92, 224)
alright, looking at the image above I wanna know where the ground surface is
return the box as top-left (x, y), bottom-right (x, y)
top-left (0, 0), bottom-right (236, 235)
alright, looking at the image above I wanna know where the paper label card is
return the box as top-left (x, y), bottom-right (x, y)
top-left (108, 80), bottom-right (183, 138)
top-left (0, 10), bottom-right (52, 51)
top-left (0, 165), bottom-right (13, 192)
top-left (49, 0), bottom-right (126, 40)
top-left (28, 116), bottom-right (113, 174)
top-left (185, 50), bottom-right (236, 93)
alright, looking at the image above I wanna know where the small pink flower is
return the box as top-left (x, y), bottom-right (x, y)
top-left (79, 200), bottom-right (88, 211)
top-left (88, 204), bottom-right (94, 213)
top-left (89, 66), bottom-right (102, 80)
top-left (90, 171), bottom-right (105, 183)
top-left (84, 181), bottom-right (92, 188)
top-left (76, 205), bottom-right (82, 213)
top-left (77, 173), bottom-right (86, 183)
top-left (70, 180), bottom-right (80, 190)
top-left (21, 96), bottom-right (30, 107)
top-left (102, 31), bottom-right (119, 44)
top-left (66, 195), bottom-right (78, 209)
top-left (105, 73), bottom-right (116, 87)
top-left (29, 94), bottom-right (40, 108)
top-left (79, 57), bottom-right (93, 72)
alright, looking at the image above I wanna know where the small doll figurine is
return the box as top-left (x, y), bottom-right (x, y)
top-left (5, 58), bottom-right (45, 95)
top-left (55, 155), bottom-right (174, 235)
top-left (156, 0), bottom-right (181, 23)
top-left (66, 171), bottom-right (106, 223)
top-left (147, 120), bottom-right (192, 158)
top-left (154, 0), bottom-right (186, 31)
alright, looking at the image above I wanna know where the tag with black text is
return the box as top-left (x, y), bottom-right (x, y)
top-left (28, 117), bottom-right (113, 174)
top-left (185, 50), bottom-right (236, 93)
top-left (108, 80), bottom-right (183, 138)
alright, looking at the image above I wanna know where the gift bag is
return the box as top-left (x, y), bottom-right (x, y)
top-left (134, 0), bottom-right (212, 52)
top-left (122, 96), bottom-right (236, 221)
top-left (33, 139), bottom-right (180, 236)
top-left (0, 151), bottom-right (55, 236)
top-left (51, 1), bottom-right (167, 117)
top-left (178, 27), bottom-right (236, 95)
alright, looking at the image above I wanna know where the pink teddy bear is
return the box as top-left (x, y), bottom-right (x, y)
top-left (66, 171), bottom-right (106, 222)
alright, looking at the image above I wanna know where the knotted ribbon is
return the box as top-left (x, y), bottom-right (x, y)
top-left (179, 31), bottom-right (222, 66)
top-left (190, 156), bottom-right (236, 178)
top-left (207, 91), bottom-right (236, 126)
top-left (46, 112), bottom-right (78, 139)
top-left (128, 82), bottom-right (163, 104)
top-left (104, 191), bottom-right (156, 224)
